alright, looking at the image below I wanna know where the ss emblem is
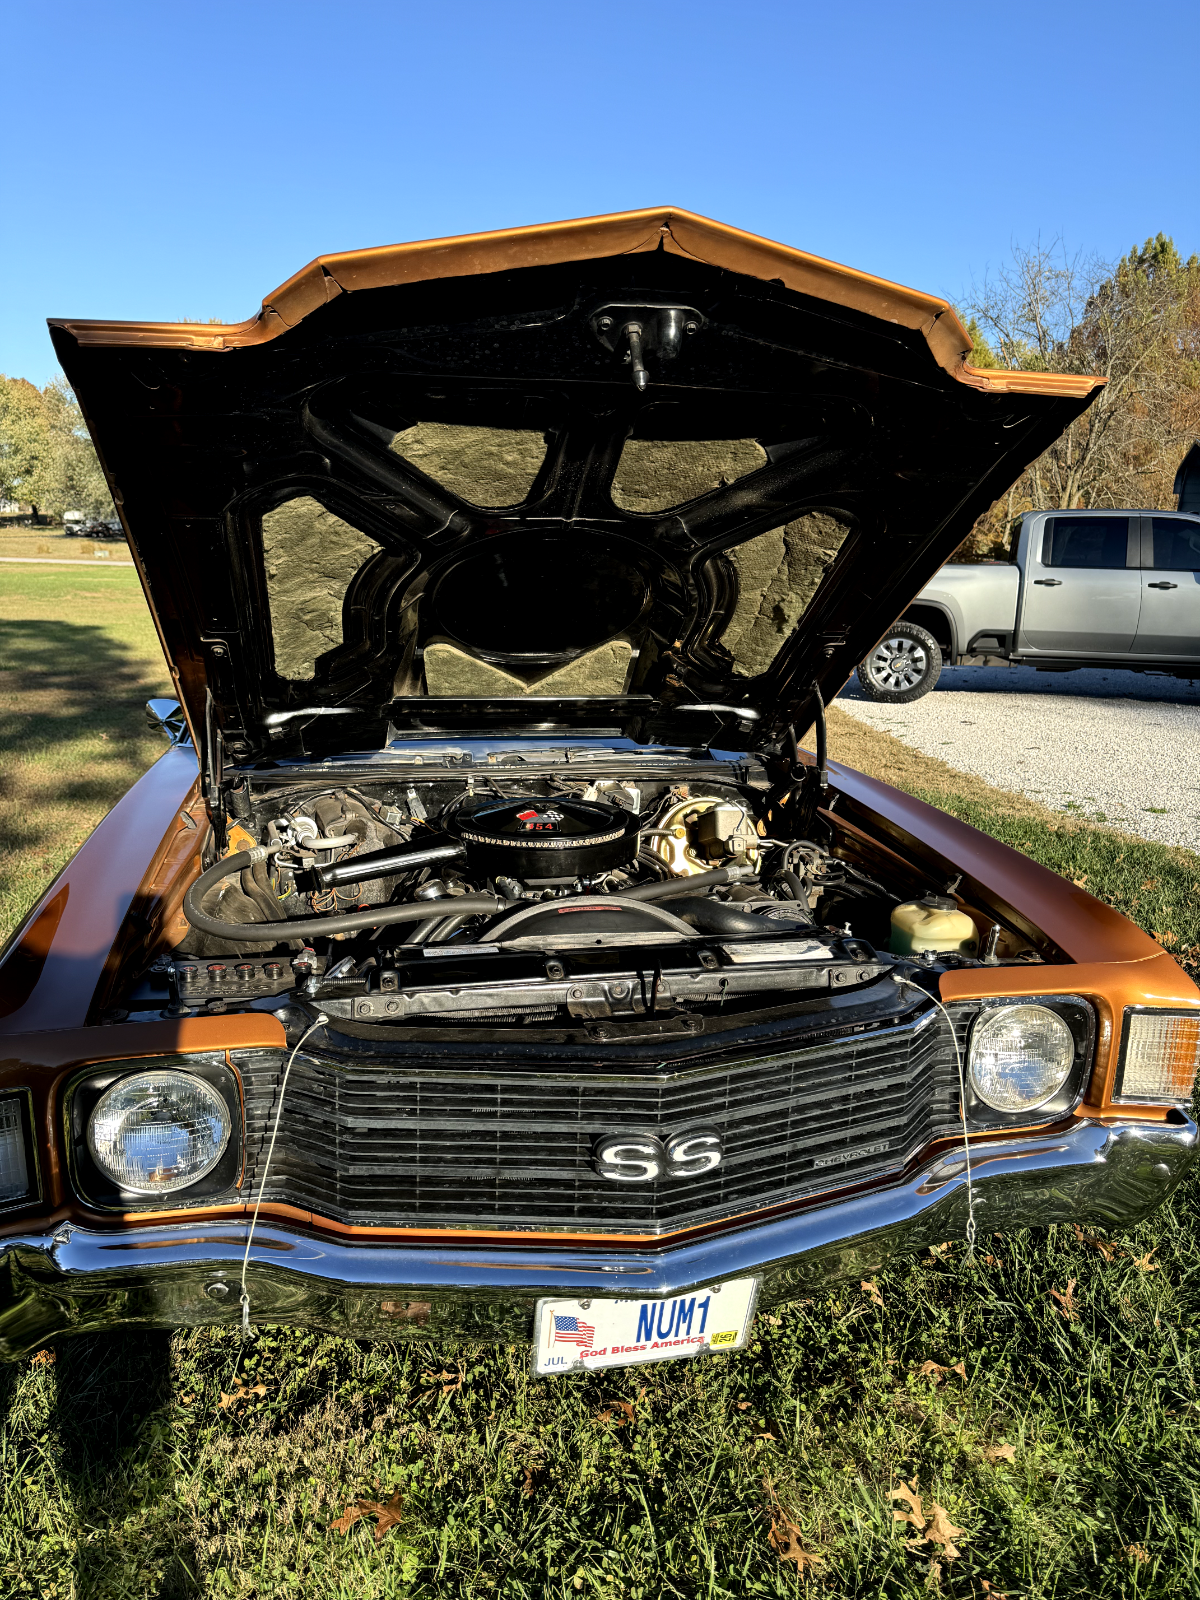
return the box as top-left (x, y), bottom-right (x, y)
top-left (592, 1128), bottom-right (723, 1184)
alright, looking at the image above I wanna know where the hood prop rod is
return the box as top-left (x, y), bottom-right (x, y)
top-left (203, 689), bottom-right (228, 855)
top-left (787, 686), bottom-right (828, 796)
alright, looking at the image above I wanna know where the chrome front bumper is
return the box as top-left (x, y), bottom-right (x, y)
top-left (1, 1116), bottom-right (1194, 1360)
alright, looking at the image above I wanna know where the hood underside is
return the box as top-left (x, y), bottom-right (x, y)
top-left (50, 207), bottom-right (1102, 764)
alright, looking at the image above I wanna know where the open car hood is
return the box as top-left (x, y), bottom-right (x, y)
top-left (52, 207), bottom-right (1102, 765)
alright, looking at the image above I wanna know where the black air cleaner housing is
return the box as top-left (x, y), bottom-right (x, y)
top-left (448, 795), bottom-right (639, 881)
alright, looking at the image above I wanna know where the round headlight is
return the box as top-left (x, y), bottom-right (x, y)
top-left (87, 1071), bottom-right (231, 1195)
top-left (968, 1004), bottom-right (1075, 1112)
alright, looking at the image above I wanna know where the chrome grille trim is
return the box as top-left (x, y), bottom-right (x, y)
top-left (232, 1002), bottom-right (966, 1234)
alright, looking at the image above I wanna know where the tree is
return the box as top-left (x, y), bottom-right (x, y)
top-left (0, 374), bottom-right (114, 518)
top-left (0, 377), bottom-right (50, 509)
top-left (954, 235), bottom-right (1200, 558)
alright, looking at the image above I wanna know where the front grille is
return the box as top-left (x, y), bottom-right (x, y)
top-left (233, 1001), bottom-right (967, 1234)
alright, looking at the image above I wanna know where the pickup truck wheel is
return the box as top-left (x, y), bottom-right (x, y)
top-left (857, 622), bottom-right (942, 702)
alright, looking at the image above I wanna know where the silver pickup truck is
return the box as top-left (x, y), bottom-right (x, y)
top-left (858, 507), bottom-right (1200, 701)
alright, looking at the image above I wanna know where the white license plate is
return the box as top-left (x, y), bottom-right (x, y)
top-left (533, 1278), bottom-right (759, 1375)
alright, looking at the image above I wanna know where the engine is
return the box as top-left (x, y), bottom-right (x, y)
top-left (117, 767), bottom-right (966, 1031)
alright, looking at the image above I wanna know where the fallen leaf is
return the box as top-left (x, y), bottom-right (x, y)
top-left (422, 1367), bottom-right (463, 1394)
top-left (1141, 878), bottom-right (1159, 891)
top-left (330, 1490), bottom-right (404, 1544)
top-left (916, 1359), bottom-right (967, 1385)
top-left (1049, 1279), bottom-right (1078, 1321)
top-left (928, 1241), bottom-right (954, 1258)
top-left (889, 1478), bottom-right (925, 1530)
top-left (596, 1400), bottom-right (635, 1427)
top-left (984, 1254), bottom-right (1000, 1266)
top-left (736, 1400), bottom-right (752, 1410)
top-left (980, 1581), bottom-right (1011, 1596)
top-left (1154, 930), bottom-right (1178, 947)
top-left (179, 1393), bottom-right (196, 1406)
top-left (925, 1502), bottom-right (967, 1561)
top-left (1072, 1223), bottom-right (1120, 1261)
top-left (861, 1278), bottom-right (885, 1309)
top-left (521, 1463), bottom-right (541, 1498)
top-left (1072, 875), bottom-right (1088, 887)
top-left (1126, 1543), bottom-right (1150, 1564)
top-left (1133, 1248), bottom-right (1160, 1273)
top-left (768, 1516), bottom-right (825, 1572)
top-left (216, 1380), bottom-right (268, 1411)
top-left (980, 1443), bottom-right (1016, 1463)
top-left (30, 1349), bottom-right (56, 1367)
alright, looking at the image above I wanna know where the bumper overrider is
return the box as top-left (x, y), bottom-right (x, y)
top-left (0, 1116), bottom-right (1193, 1361)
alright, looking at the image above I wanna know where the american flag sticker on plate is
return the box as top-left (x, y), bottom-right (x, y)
top-left (532, 1278), bottom-right (758, 1375)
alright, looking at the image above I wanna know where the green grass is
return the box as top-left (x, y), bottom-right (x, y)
top-left (0, 562), bottom-right (172, 941)
top-left (3, 563), bottom-right (1200, 1595)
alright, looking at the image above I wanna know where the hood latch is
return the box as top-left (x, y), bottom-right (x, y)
top-left (590, 303), bottom-right (706, 391)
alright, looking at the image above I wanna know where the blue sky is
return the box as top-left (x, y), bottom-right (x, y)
top-left (4, 0), bottom-right (1197, 385)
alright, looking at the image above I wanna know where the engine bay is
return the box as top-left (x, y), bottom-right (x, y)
top-left (118, 749), bottom-right (1034, 1033)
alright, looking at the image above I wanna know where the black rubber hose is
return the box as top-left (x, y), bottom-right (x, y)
top-left (184, 851), bottom-right (505, 941)
top-left (777, 869), bottom-right (809, 904)
top-left (665, 896), bottom-right (780, 933)
top-left (617, 866), bottom-right (745, 902)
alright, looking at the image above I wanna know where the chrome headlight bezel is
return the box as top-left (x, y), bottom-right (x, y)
top-left (962, 996), bottom-right (1095, 1129)
top-left (66, 1055), bottom-right (242, 1210)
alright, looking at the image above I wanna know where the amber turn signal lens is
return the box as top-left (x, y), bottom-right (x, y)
top-left (1119, 1012), bottom-right (1200, 1102)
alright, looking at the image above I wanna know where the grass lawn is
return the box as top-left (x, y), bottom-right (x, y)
top-left (3, 563), bottom-right (1200, 1597)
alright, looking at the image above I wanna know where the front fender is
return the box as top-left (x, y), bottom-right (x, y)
top-left (0, 744), bottom-right (201, 1034)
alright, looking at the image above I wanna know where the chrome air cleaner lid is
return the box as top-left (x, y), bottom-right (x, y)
top-left (448, 795), bottom-right (639, 881)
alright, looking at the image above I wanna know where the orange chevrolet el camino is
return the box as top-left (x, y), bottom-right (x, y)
top-left (1, 210), bottom-right (1196, 1376)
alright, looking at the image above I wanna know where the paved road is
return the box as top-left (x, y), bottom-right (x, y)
top-left (836, 663), bottom-right (1200, 852)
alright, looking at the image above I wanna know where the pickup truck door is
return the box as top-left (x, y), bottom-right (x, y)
top-left (1017, 514), bottom-right (1141, 655)
top-left (1129, 515), bottom-right (1200, 661)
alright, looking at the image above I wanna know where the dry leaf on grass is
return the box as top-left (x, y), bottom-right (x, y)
top-left (1049, 1279), bottom-right (1078, 1321)
top-left (1072, 875), bottom-right (1088, 887)
top-left (980, 1443), bottom-right (1016, 1464)
top-left (736, 1400), bottom-right (752, 1410)
top-left (596, 1400), bottom-right (635, 1427)
top-left (980, 1581), bottom-right (1011, 1596)
top-left (216, 1380), bottom-right (268, 1411)
top-left (30, 1349), bottom-right (56, 1367)
top-left (1133, 1248), bottom-right (1160, 1273)
top-left (1154, 930), bottom-right (1178, 947)
top-left (889, 1479), bottom-right (925, 1530)
top-left (916, 1359), bottom-right (967, 1384)
top-left (927, 1241), bottom-right (954, 1259)
top-left (330, 1490), bottom-right (404, 1544)
top-left (521, 1464), bottom-right (541, 1498)
top-left (422, 1367), bottom-right (463, 1394)
top-left (768, 1516), bottom-right (825, 1573)
top-left (1072, 1223), bottom-right (1120, 1261)
top-left (890, 1483), bottom-right (966, 1562)
top-left (861, 1278), bottom-right (885, 1308)
top-left (1126, 1543), bottom-right (1150, 1564)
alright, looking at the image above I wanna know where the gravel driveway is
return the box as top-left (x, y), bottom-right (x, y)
top-left (836, 664), bottom-right (1200, 851)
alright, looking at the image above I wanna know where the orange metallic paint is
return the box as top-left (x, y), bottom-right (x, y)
top-left (49, 207), bottom-right (1104, 401)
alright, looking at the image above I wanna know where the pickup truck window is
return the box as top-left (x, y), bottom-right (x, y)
top-left (1042, 516), bottom-right (1130, 569)
top-left (1150, 517), bottom-right (1200, 571)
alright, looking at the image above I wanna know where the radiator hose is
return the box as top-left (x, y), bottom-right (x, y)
top-left (183, 849), bottom-right (506, 941)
